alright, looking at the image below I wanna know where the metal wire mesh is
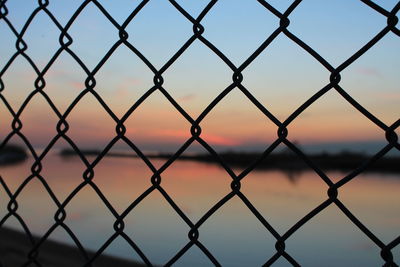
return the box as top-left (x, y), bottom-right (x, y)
top-left (0, 0), bottom-right (399, 266)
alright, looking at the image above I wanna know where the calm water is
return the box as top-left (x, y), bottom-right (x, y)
top-left (0, 154), bottom-right (399, 266)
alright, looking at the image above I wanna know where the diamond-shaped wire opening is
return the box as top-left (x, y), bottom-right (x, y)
top-left (61, 184), bottom-right (116, 252)
top-left (199, 196), bottom-right (277, 265)
top-left (161, 145), bottom-right (232, 222)
top-left (339, 34), bottom-right (400, 125)
top-left (43, 52), bottom-right (88, 113)
top-left (40, 141), bottom-right (88, 201)
top-left (124, 0), bottom-right (193, 68)
top-left (239, 162), bottom-right (328, 233)
top-left (199, 88), bottom-right (278, 173)
top-left (123, 90), bottom-right (192, 167)
top-left (201, 0), bottom-right (280, 65)
top-left (162, 40), bottom-right (232, 118)
top-left (285, 205), bottom-right (383, 266)
top-left (287, 89), bottom-right (385, 176)
top-left (94, 45), bottom-right (155, 118)
top-left (67, 2), bottom-right (120, 70)
top-left (1, 56), bottom-right (36, 111)
top-left (122, 190), bottom-right (191, 265)
top-left (18, 95), bottom-right (60, 149)
top-left (89, 140), bottom-right (154, 214)
top-left (242, 34), bottom-right (330, 121)
top-left (65, 93), bottom-right (117, 150)
top-left (339, 155), bottom-right (400, 243)
top-left (21, 11), bottom-right (61, 70)
top-left (10, 177), bottom-right (58, 237)
top-left (288, 0), bottom-right (388, 66)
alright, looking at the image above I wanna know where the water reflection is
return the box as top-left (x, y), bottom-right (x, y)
top-left (0, 154), bottom-right (399, 266)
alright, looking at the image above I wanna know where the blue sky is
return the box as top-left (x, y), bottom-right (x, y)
top-left (0, 0), bottom-right (399, 153)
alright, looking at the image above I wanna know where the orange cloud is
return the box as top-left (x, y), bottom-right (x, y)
top-left (201, 133), bottom-right (241, 146)
top-left (158, 129), bottom-right (189, 139)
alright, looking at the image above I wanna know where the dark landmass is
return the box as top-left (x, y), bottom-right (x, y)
top-left (60, 148), bottom-right (400, 173)
top-left (60, 149), bottom-right (136, 158)
top-left (0, 144), bottom-right (28, 166)
top-left (0, 227), bottom-right (144, 267)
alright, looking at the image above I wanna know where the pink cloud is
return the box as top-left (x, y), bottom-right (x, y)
top-left (178, 94), bottom-right (196, 102)
top-left (69, 81), bottom-right (85, 89)
top-left (156, 129), bottom-right (190, 140)
top-left (356, 67), bottom-right (382, 77)
top-left (106, 78), bottom-right (142, 100)
top-left (202, 133), bottom-right (241, 146)
top-left (116, 78), bottom-right (141, 91)
top-left (46, 69), bottom-right (68, 79)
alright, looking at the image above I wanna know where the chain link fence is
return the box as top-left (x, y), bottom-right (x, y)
top-left (0, 0), bottom-right (399, 266)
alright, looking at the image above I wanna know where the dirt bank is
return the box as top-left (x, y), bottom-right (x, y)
top-left (0, 227), bottom-right (144, 267)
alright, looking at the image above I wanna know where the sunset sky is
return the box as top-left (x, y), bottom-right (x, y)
top-left (0, 0), bottom-right (399, 153)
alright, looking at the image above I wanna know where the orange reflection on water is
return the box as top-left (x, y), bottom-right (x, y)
top-left (0, 155), bottom-right (399, 265)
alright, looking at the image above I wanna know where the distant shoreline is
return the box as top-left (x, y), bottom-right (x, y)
top-left (0, 227), bottom-right (144, 267)
top-left (0, 145), bottom-right (28, 165)
top-left (60, 149), bottom-right (400, 173)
